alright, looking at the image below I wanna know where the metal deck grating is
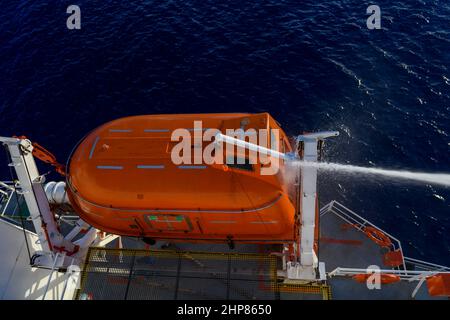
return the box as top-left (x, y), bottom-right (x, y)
top-left (75, 247), bottom-right (331, 300)
top-left (278, 283), bottom-right (332, 300)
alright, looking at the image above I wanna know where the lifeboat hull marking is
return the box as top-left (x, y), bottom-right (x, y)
top-left (144, 129), bottom-right (170, 132)
top-left (88, 136), bottom-right (99, 159)
top-left (144, 214), bottom-right (193, 232)
top-left (137, 165), bottom-right (165, 169)
top-left (96, 165), bottom-right (123, 170)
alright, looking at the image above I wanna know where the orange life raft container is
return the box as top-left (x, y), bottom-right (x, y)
top-left (66, 113), bottom-right (299, 244)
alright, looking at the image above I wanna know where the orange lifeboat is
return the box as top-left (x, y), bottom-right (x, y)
top-left (66, 113), bottom-right (298, 244)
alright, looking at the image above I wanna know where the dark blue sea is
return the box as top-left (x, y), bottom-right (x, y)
top-left (0, 1), bottom-right (449, 265)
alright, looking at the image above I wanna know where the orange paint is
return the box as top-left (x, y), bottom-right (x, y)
top-left (353, 273), bottom-right (400, 284)
top-left (426, 274), bottom-right (450, 296)
top-left (67, 113), bottom-right (300, 244)
top-left (364, 226), bottom-right (393, 248)
top-left (382, 249), bottom-right (404, 267)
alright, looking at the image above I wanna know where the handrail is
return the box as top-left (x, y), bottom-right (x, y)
top-left (321, 201), bottom-right (450, 276)
top-left (321, 201), bottom-right (401, 242)
top-left (42, 252), bottom-right (62, 300)
top-left (404, 256), bottom-right (450, 272)
top-left (60, 258), bottom-right (76, 300)
top-left (1, 187), bottom-right (25, 218)
top-left (328, 267), bottom-right (450, 282)
top-left (320, 201), bottom-right (406, 271)
top-left (0, 181), bottom-right (15, 191)
top-left (0, 189), bottom-right (13, 216)
top-left (0, 182), bottom-right (14, 210)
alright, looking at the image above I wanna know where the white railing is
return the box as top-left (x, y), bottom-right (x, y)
top-left (321, 200), bottom-right (450, 280)
top-left (42, 252), bottom-right (64, 300)
top-left (0, 181), bottom-right (14, 215)
top-left (328, 267), bottom-right (450, 282)
top-left (0, 184), bottom-right (29, 228)
top-left (403, 257), bottom-right (450, 272)
top-left (320, 200), bottom-right (405, 270)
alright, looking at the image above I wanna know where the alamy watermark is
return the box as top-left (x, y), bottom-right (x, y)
top-left (66, 5), bottom-right (380, 31)
top-left (367, 5), bottom-right (381, 30)
top-left (365, 265), bottom-right (382, 290)
top-left (67, 5), bottom-right (81, 30)
top-left (170, 121), bottom-right (282, 176)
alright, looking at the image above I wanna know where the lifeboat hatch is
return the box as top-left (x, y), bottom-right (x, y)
top-left (144, 214), bottom-right (193, 233)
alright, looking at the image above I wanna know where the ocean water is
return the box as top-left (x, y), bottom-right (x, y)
top-left (0, 1), bottom-right (449, 264)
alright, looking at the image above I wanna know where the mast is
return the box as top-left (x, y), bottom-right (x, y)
top-left (289, 131), bottom-right (339, 280)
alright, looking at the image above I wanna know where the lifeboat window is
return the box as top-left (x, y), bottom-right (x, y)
top-left (270, 128), bottom-right (279, 152)
top-left (226, 156), bottom-right (253, 171)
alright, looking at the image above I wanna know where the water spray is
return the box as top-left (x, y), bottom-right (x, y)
top-left (216, 131), bottom-right (450, 187)
top-left (291, 161), bottom-right (450, 187)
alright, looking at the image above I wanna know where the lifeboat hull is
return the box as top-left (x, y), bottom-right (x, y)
top-left (66, 113), bottom-right (297, 244)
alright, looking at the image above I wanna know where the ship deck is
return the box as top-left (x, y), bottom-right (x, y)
top-left (1, 186), bottom-right (448, 300)
top-left (319, 208), bottom-right (446, 300)
top-left (73, 202), bottom-right (449, 300)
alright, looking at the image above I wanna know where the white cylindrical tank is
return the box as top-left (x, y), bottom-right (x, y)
top-left (44, 181), bottom-right (70, 204)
